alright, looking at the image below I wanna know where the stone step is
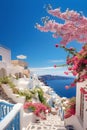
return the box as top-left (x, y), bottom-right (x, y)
top-left (26, 114), bottom-right (66, 130)
top-left (27, 123), bottom-right (66, 130)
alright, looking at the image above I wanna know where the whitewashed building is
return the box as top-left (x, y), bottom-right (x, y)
top-left (0, 45), bottom-right (30, 78)
top-left (0, 45), bottom-right (11, 77)
top-left (65, 80), bottom-right (87, 130)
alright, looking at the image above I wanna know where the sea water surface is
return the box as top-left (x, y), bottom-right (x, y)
top-left (46, 78), bottom-right (76, 98)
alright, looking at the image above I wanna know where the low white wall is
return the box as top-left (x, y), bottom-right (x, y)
top-left (2, 84), bottom-right (25, 104)
top-left (65, 115), bottom-right (83, 130)
top-left (23, 112), bottom-right (37, 129)
top-left (12, 78), bottom-right (33, 90)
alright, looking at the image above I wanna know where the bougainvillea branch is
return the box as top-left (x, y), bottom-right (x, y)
top-left (36, 6), bottom-right (87, 46)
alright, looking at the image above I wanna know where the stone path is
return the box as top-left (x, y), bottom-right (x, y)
top-left (26, 114), bottom-right (66, 130)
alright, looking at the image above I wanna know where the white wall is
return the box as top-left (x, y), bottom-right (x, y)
top-left (65, 115), bottom-right (83, 130)
top-left (0, 46), bottom-right (11, 77)
top-left (75, 80), bottom-right (87, 130)
top-left (0, 47), bottom-right (11, 65)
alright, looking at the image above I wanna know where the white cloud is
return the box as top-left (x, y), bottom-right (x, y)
top-left (48, 59), bottom-right (65, 63)
top-left (16, 55), bottom-right (27, 59)
top-left (30, 66), bottom-right (73, 76)
top-left (30, 66), bottom-right (54, 71)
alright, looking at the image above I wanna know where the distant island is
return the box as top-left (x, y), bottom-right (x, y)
top-left (39, 75), bottom-right (74, 82)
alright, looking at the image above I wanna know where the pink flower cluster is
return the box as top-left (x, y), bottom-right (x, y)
top-left (80, 87), bottom-right (87, 94)
top-left (65, 43), bottom-right (87, 84)
top-left (64, 99), bottom-right (76, 119)
top-left (24, 102), bottom-right (51, 120)
top-left (80, 87), bottom-right (87, 101)
top-left (36, 7), bottom-right (87, 46)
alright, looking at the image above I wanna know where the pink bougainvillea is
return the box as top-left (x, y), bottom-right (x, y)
top-left (64, 98), bottom-right (76, 119)
top-left (66, 44), bottom-right (87, 83)
top-left (54, 64), bottom-right (57, 68)
top-left (24, 102), bottom-right (51, 120)
top-left (55, 44), bottom-right (59, 48)
top-left (80, 87), bottom-right (87, 95)
top-left (36, 7), bottom-right (87, 46)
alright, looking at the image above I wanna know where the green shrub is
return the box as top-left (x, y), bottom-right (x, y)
top-left (0, 77), bottom-right (10, 84)
top-left (8, 81), bottom-right (16, 88)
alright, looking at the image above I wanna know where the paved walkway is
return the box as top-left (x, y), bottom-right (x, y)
top-left (26, 114), bottom-right (66, 130)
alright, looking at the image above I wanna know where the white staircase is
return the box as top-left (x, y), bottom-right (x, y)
top-left (26, 114), bottom-right (66, 130)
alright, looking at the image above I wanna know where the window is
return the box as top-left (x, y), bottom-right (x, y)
top-left (0, 55), bottom-right (2, 61)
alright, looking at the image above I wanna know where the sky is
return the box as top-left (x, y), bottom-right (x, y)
top-left (0, 0), bottom-right (87, 76)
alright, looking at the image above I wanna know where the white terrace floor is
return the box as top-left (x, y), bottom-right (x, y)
top-left (26, 114), bottom-right (66, 130)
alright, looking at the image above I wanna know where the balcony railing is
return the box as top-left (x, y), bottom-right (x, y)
top-left (0, 101), bottom-right (14, 121)
top-left (58, 106), bottom-right (64, 121)
top-left (0, 101), bottom-right (23, 130)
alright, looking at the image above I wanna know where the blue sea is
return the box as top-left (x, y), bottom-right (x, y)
top-left (46, 78), bottom-right (76, 98)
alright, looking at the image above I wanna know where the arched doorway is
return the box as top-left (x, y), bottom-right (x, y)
top-left (0, 68), bottom-right (7, 78)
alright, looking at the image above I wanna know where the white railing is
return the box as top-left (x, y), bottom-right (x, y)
top-left (0, 102), bottom-right (23, 130)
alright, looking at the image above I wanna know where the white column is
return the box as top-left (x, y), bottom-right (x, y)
top-left (76, 83), bottom-right (81, 116)
top-left (83, 95), bottom-right (87, 130)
